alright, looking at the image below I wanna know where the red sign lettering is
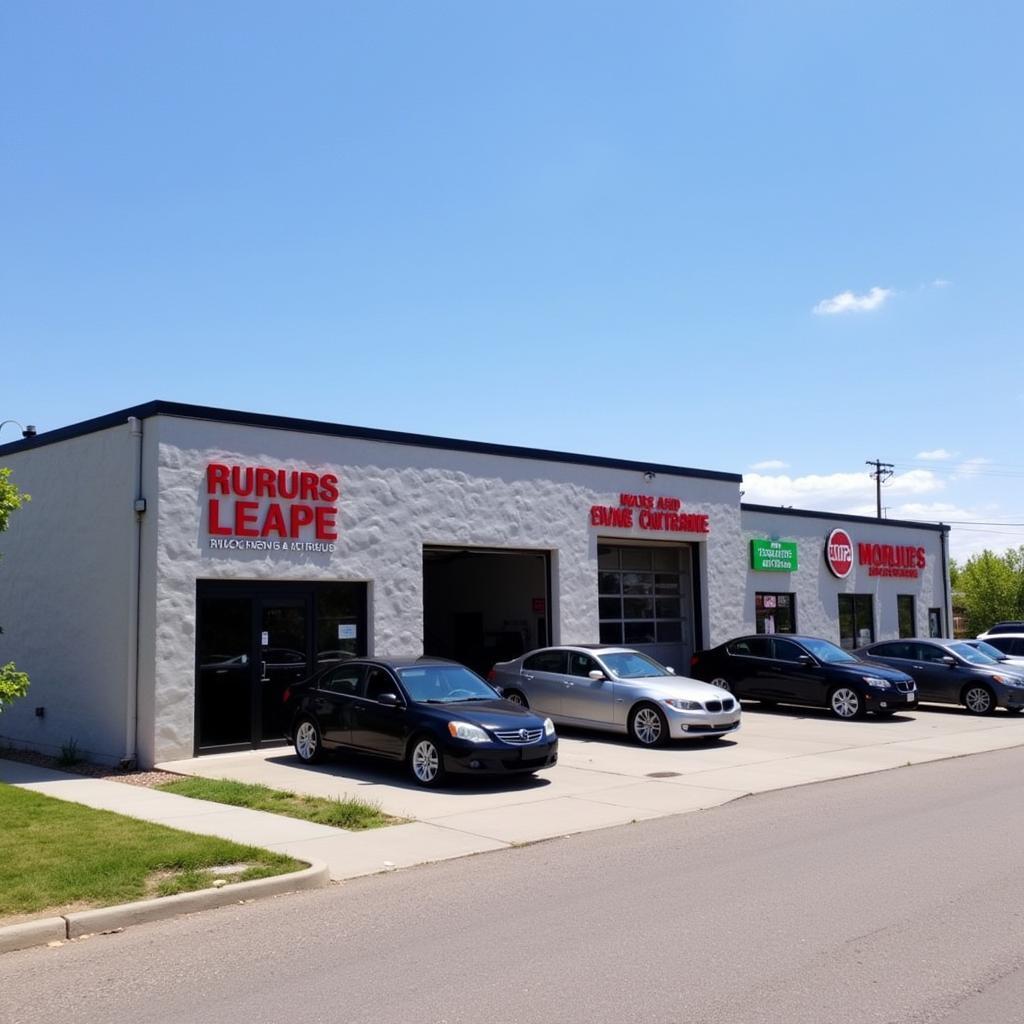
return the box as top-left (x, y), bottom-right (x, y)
top-left (857, 542), bottom-right (926, 578)
top-left (589, 495), bottom-right (709, 534)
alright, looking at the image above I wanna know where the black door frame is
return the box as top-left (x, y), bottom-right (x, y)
top-left (194, 580), bottom-right (368, 755)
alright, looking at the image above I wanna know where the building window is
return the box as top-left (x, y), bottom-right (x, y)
top-left (755, 593), bottom-right (795, 634)
top-left (838, 594), bottom-right (874, 650)
top-left (898, 595), bottom-right (915, 638)
top-left (597, 544), bottom-right (691, 646)
top-left (928, 607), bottom-right (943, 638)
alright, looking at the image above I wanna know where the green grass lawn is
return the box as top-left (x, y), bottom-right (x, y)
top-left (0, 783), bottom-right (303, 918)
top-left (156, 777), bottom-right (403, 830)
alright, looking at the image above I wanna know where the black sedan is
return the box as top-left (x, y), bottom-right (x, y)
top-left (283, 657), bottom-right (558, 786)
top-left (856, 638), bottom-right (1024, 715)
top-left (690, 635), bottom-right (916, 719)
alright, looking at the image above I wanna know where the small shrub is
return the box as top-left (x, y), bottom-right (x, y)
top-left (57, 737), bottom-right (81, 767)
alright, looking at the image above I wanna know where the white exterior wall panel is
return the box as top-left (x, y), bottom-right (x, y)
top-left (741, 509), bottom-right (949, 645)
top-left (0, 426), bottom-right (137, 764)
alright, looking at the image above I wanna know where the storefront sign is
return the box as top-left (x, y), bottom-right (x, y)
top-left (205, 463), bottom-right (339, 552)
top-left (824, 528), bottom-right (854, 578)
top-left (858, 543), bottom-right (925, 578)
top-left (750, 539), bottom-right (798, 572)
top-left (589, 493), bottom-right (710, 534)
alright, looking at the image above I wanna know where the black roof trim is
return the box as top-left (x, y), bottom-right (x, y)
top-left (0, 400), bottom-right (743, 482)
top-left (741, 502), bottom-right (950, 533)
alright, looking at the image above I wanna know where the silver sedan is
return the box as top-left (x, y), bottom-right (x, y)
top-left (489, 645), bottom-right (741, 746)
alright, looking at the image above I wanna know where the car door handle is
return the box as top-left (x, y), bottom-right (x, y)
top-left (523, 674), bottom-right (534, 681)
top-left (564, 681), bottom-right (574, 687)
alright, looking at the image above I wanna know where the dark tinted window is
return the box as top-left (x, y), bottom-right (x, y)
top-left (771, 638), bottom-right (804, 663)
top-left (872, 642), bottom-right (912, 659)
top-left (568, 652), bottom-right (600, 677)
top-left (365, 668), bottom-right (399, 701)
top-left (524, 650), bottom-right (568, 674)
top-left (726, 637), bottom-right (772, 658)
top-left (319, 664), bottom-right (364, 695)
top-left (985, 636), bottom-right (1024, 655)
top-left (914, 643), bottom-right (949, 663)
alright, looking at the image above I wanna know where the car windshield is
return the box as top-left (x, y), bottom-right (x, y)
top-left (971, 640), bottom-right (1007, 661)
top-left (799, 637), bottom-right (859, 663)
top-left (397, 664), bottom-right (498, 703)
top-left (599, 651), bottom-right (670, 678)
top-left (949, 642), bottom-right (997, 665)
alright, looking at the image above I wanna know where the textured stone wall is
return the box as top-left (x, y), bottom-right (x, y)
top-left (151, 415), bottom-right (744, 762)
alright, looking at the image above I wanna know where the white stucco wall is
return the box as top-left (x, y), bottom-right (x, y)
top-left (151, 414), bottom-right (744, 762)
top-left (0, 425), bottom-right (142, 765)
top-left (739, 508), bottom-right (950, 645)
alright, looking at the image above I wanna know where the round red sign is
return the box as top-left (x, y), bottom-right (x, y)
top-left (825, 528), bottom-right (854, 578)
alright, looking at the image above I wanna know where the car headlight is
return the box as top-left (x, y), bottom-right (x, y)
top-left (544, 717), bottom-right (556, 737)
top-left (862, 676), bottom-right (891, 689)
top-left (664, 698), bottom-right (702, 711)
top-left (992, 675), bottom-right (1023, 687)
top-left (448, 721), bottom-right (489, 743)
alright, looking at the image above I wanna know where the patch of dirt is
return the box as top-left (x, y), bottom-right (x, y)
top-left (0, 746), bottom-right (182, 787)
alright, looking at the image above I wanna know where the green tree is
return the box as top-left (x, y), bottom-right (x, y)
top-left (952, 547), bottom-right (1024, 636)
top-left (0, 467), bottom-right (30, 712)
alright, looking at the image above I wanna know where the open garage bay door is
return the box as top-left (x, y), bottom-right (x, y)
top-left (423, 546), bottom-right (551, 677)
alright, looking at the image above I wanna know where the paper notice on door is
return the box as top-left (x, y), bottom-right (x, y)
top-left (261, 631), bottom-right (269, 646)
top-left (338, 624), bottom-right (357, 640)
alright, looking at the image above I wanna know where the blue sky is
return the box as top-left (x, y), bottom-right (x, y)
top-left (2, 2), bottom-right (1022, 558)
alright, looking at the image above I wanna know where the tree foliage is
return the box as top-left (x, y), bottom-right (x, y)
top-left (0, 467), bottom-right (30, 712)
top-left (950, 546), bottom-right (1024, 636)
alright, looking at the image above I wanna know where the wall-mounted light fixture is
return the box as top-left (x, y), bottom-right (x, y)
top-left (0, 419), bottom-right (36, 438)
top-left (643, 471), bottom-right (656, 482)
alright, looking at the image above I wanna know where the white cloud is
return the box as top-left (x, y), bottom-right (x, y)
top-left (749, 459), bottom-right (789, 470)
top-left (952, 457), bottom-right (992, 480)
top-left (932, 278), bottom-right (951, 288)
top-left (813, 286), bottom-right (892, 315)
top-left (915, 448), bottom-right (955, 461)
top-left (743, 468), bottom-right (944, 510)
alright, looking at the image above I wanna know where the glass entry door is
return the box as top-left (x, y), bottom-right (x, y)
top-left (195, 581), bottom-right (367, 754)
top-left (259, 599), bottom-right (308, 742)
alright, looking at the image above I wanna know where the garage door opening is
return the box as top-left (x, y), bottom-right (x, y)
top-left (423, 546), bottom-right (551, 676)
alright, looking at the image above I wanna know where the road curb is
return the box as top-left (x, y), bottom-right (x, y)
top-left (0, 860), bottom-right (330, 953)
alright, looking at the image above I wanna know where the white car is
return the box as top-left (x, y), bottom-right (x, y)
top-left (489, 645), bottom-right (740, 746)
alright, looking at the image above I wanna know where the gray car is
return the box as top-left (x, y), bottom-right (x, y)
top-left (489, 645), bottom-right (741, 746)
top-left (856, 638), bottom-right (1024, 715)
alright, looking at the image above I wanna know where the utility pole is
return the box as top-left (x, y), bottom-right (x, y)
top-left (866, 459), bottom-right (894, 519)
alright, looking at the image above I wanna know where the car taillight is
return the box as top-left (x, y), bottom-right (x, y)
top-left (690, 655), bottom-right (700, 668)
top-left (486, 669), bottom-right (496, 682)
top-left (282, 687), bottom-right (291, 704)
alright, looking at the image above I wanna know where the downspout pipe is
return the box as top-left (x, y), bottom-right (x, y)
top-left (123, 416), bottom-right (145, 768)
top-left (940, 525), bottom-right (952, 638)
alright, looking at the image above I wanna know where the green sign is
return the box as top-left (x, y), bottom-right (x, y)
top-left (751, 538), bottom-right (798, 572)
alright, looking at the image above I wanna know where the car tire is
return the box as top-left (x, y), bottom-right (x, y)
top-left (294, 717), bottom-right (324, 764)
top-left (503, 689), bottom-right (529, 708)
top-left (408, 735), bottom-right (446, 787)
top-left (710, 676), bottom-right (732, 693)
top-left (962, 685), bottom-right (996, 716)
top-left (829, 687), bottom-right (864, 720)
top-left (629, 703), bottom-right (669, 747)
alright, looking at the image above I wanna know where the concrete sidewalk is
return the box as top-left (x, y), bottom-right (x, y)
top-left (0, 759), bottom-right (495, 881)
top-left (6, 705), bottom-right (1024, 883)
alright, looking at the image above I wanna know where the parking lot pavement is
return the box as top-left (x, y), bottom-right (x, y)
top-left (152, 703), bottom-right (1024, 879)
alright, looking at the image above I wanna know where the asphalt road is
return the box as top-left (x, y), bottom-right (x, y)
top-left (4, 748), bottom-right (1024, 1024)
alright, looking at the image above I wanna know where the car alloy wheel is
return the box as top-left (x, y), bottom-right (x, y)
top-left (410, 738), bottom-right (444, 786)
top-left (504, 690), bottom-right (528, 707)
top-left (630, 704), bottom-right (668, 747)
top-left (710, 677), bottom-right (731, 693)
top-left (963, 685), bottom-right (995, 715)
top-left (830, 687), bottom-right (862, 720)
top-left (294, 719), bottom-right (323, 763)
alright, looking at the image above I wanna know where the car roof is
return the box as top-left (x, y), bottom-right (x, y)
top-left (978, 632), bottom-right (1024, 639)
top-left (338, 656), bottom-right (468, 669)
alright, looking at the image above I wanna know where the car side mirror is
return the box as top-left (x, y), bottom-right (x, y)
top-left (588, 669), bottom-right (605, 681)
top-left (798, 655), bottom-right (813, 667)
top-left (942, 656), bottom-right (956, 667)
top-left (377, 693), bottom-right (401, 707)
top-left (666, 666), bottom-right (676, 675)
